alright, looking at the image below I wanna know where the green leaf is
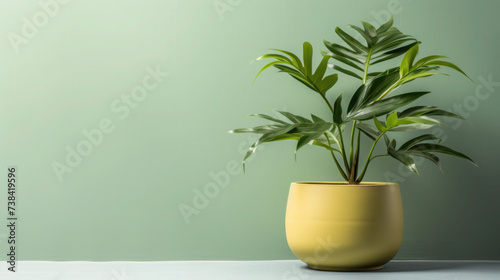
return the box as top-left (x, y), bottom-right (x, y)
top-left (296, 132), bottom-right (324, 152)
top-left (273, 64), bottom-right (316, 91)
top-left (311, 114), bottom-right (325, 123)
top-left (376, 16), bottom-right (393, 33)
top-left (386, 111), bottom-right (399, 129)
top-left (333, 28), bottom-right (367, 53)
top-left (400, 43), bottom-right (420, 77)
top-left (234, 111), bottom-right (340, 169)
top-left (324, 41), bottom-right (365, 63)
top-left (380, 111), bottom-right (442, 132)
top-left (347, 91), bottom-right (430, 121)
top-left (326, 20), bottom-right (416, 80)
top-left (329, 54), bottom-right (364, 71)
top-left (256, 54), bottom-right (293, 64)
top-left (331, 65), bottom-right (362, 80)
top-left (333, 94), bottom-right (343, 124)
top-left (325, 128), bottom-right (343, 148)
top-left (425, 60), bottom-right (473, 81)
top-left (253, 60), bottom-right (288, 84)
top-left (248, 114), bottom-right (288, 125)
top-left (411, 55), bottom-right (447, 70)
top-left (388, 139), bottom-right (397, 149)
top-left (371, 41), bottom-right (419, 64)
top-left (397, 116), bottom-right (441, 126)
top-left (421, 109), bottom-right (465, 120)
top-left (373, 38), bottom-right (414, 53)
top-left (317, 74), bottom-right (338, 94)
top-left (408, 143), bottom-right (477, 166)
top-left (356, 123), bottom-right (380, 140)
top-left (267, 48), bottom-right (304, 72)
top-left (388, 123), bottom-right (436, 132)
top-left (400, 134), bottom-right (439, 150)
top-left (399, 106), bottom-right (434, 118)
top-left (357, 69), bottom-right (401, 106)
top-left (347, 84), bottom-right (366, 114)
top-left (256, 44), bottom-right (341, 97)
top-left (361, 21), bottom-right (377, 37)
top-left (303, 42), bottom-right (313, 77)
top-left (311, 55), bottom-right (331, 83)
top-left (405, 150), bottom-right (442, 172)
top-left (377, 29), bottom-right (409, 45)
top-left (243, 124), bottom-right (296, 162)
top-left (388, 147), bottom-right (419, 175)
top-left (349, 24), bottom-right (373, 46)
top-left (295, 122), bottom-right (333, 134)
top-left (229, 125), bottom-right (281, 134)
top-left (401, 71), bottom-right (445, 84)
top-left (266, 133), bottom-right (340, 153)
top-left (265, 133), bottom-right (299, 142)
top-left (276, 110), bottom-right (312, 123)
top-left (374, 116), bottom-right (386, 132)
top-left (399, 106), bottom-right (465, 120)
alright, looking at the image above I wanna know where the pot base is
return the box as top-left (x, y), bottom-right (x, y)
top-left (307, 264), bottom-right (384, 271)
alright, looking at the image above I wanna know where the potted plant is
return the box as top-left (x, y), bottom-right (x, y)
top-left (230, 17), bottom-right (475, 271)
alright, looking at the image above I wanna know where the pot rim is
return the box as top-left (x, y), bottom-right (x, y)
top-left (292, 181), bottom-right (398, 187)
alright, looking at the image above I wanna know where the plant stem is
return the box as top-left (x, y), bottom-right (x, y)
top-left (320, 94), bottom-right (335, 114)
top-left (304, 75), bottom-right (335, 114)
top-left (370, 154), bottom-right (389, 161)
top-left (357, 153), bottom-right (389, 182)
top-left (306, 77), bottom-right (334, 114)
top-left (355, 128), bottom-right (361, 162)
top-left (336, 124), bottom-right (351, 176)
top-left (356, 132), bottom-right (386, 182)
top-left (352, 128), bottom-right (361, 182)
top-left (348, 122), bottom-right (360, 184)
top-left (362, 49), bottom-right (373, 84)
top-left (349, 121), bottom-right (357, 168)
top-left (325, 133), bottom-right (348, 181)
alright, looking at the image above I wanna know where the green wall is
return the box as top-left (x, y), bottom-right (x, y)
top-left (0, 0), bottom-right (499, 261)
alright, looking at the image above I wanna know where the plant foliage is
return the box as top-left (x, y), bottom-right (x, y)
top-left (231, 17), bottom-right (475, 184)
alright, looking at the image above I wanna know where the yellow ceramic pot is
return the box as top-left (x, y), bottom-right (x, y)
top-left (285, 182), bottom-right (403, 271)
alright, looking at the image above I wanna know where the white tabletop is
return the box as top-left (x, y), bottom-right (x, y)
top-left (1, 260), bottom-right (499, 280)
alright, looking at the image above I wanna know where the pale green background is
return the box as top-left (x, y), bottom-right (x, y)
top-left (0, 0), bottom-right (499, 261)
